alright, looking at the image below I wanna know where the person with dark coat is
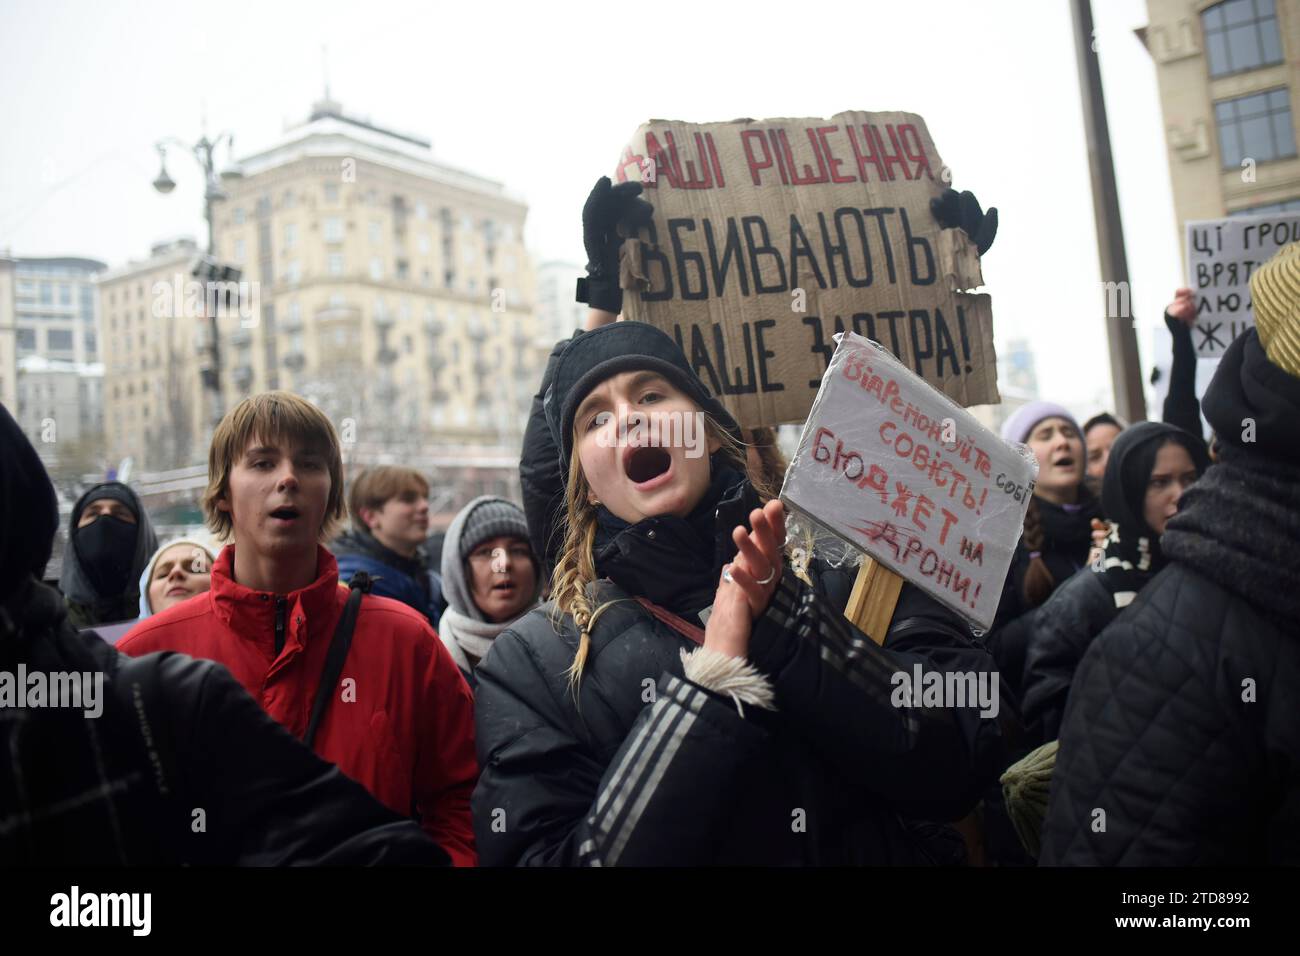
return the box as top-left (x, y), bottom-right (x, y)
top-left (472, 321), bottom-right (1005, 866)
top-left (0, 402), bottom-right (449, 866)
top-left (1041, 243), bottom-right (1300, 865)
top-left (1019, 421), bottom-right (1209, 746)
top-left (59, 481), bottom-right (158, 627)
top-left (334, 465), bottom-right (447, 624)
top-left (987, 403), bottom-right (1101, 701)
top-left (521, 334), bottom-right (576, 584)
top-left (976, 402), bottom-right (1099, 866)
top-left (1161, 286), bottom-right (1204, 440)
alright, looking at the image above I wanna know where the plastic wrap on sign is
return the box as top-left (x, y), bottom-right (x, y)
top-left (779, 332), bottom-right (1037, 630)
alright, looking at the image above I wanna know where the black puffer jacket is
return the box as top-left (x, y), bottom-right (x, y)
top-left (1038, 562), bottom-right (1299, 865)
top-left (1016, 569), bottom-right (1114, 747)
top-left (1, 576), bottom-right (450, 866)
top-left (987, 491), bottom-right (1101, 703)
top-left (519, 335), bottom-right (575, 580)
top-left (472, 473), bottom-right (1006, 866)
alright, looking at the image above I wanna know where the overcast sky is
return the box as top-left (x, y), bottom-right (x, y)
top-left (0, 0), bottom-right (1183, 414)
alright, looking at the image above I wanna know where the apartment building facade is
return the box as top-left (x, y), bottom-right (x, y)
top-left (1142, 0), bottom-right (1299, 226)
top-left (99, 100), bottom-right (544, 490)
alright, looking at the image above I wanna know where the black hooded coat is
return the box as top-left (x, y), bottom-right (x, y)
top-left (59, 481), bottom-right (158, 627)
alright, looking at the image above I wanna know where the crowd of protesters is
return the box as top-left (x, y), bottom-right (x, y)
top-left (3, 177), bottom-right (1298, 868)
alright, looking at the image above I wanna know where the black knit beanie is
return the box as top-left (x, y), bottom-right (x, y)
top-left (543, 322), bottom-right (741, 480)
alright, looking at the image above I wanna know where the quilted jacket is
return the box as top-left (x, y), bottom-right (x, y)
top-left (1020, 568), bottom-right (1119, 747)
top-left (1039, 562), bottom-right (1300, 865)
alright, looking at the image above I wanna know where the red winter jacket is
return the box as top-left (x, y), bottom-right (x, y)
top-left (118, 545), bottom-right (478, 866)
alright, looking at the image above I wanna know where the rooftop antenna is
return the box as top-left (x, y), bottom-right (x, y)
top-left (313, 43), bottom-right (341, 117)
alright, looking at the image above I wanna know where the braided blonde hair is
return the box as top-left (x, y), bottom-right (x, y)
top-left (552, 413), bottom-right (778, 694)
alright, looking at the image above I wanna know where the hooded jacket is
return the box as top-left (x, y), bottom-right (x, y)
top-left (1019, 422), bottom-right (1209, 745)
top-left (60, 482), bottom-right (159, 627)
top-left (333, 526), bottom-right (446, 625)
top-left (116, 544), bottom-right (479, 866)
top-left (1041, 331), bottom-right (1300, 864)
top-left (0, 403), bottom-right (448, 866)
top-left (473, 466), bottom-right (1006, 866)
top-left (437, 496), bottom-right (542, 685)
top-left (137, 534), bottom-right (221, 619)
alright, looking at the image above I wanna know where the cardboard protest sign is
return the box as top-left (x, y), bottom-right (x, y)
top-left (1186, 212), bottom-right (1300, 358)
top-left (780, 332), bottom-right (1036, 630)
top-left (612, 112), bottom-right (998, 429)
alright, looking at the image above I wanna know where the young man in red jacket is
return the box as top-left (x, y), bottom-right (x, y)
top-left (118, 391), bottom-right (478, 865)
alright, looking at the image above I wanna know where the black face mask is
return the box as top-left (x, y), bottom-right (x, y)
top-left (72, 514), bottom-right (139, 598)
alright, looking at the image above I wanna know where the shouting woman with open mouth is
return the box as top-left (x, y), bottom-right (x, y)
top-left (470, 294), bottom-right (1007, 864)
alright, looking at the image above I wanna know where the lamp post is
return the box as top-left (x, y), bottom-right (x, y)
top-left (1070, 0), bottom-right (1148, 423)
top-left (152, 131), bottom-right (237, 428)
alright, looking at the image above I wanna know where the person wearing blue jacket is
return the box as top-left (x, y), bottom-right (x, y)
top-left (334, 466), bottom-right (447, 625)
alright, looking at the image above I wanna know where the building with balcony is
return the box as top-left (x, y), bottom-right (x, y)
top-left (208, 96), bottom-right (543, 464)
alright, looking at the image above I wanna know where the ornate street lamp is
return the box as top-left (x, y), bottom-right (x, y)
top-left (152, 130), bottom-right (237, 427)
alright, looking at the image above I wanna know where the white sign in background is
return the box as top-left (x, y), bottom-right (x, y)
top-left (781, 332), bottom-right (1037, 630)
top-left (1186, 212), bottom-right (1300, 359)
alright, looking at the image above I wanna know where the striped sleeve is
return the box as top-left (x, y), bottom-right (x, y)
top-left (472, 631), bottom-right (768, 867)
top-left (746, 570), bottom-right (1003, 819)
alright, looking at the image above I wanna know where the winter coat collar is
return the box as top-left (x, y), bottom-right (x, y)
top-left (333, 527), bottom-right (430, 580)
top-left (593, 460), bottom-right (757, 621)
top-left (1036, 490), bottom-right (1102, 558)
top-left (209, 544), bottom-right (343, 652)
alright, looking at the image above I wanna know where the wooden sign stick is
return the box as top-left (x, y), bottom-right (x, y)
top-left (841, 552), bottom-right (986, 864)
top-left (843, 556), bottom-right (904, 645)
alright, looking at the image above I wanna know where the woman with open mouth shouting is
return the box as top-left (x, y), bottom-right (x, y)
top-left (470, 312), bottom-right (1006, 866)
top-left (987, 403), bottom-right (1102, 696)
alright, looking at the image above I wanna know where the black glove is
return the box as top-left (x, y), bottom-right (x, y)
top-left (576, 176), bottom-right (655, 314)
top-left (930, 187), bottom-right (998, 256)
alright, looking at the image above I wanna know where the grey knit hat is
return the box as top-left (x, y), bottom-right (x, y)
top-left (458, 498), bottom-right (531, 562)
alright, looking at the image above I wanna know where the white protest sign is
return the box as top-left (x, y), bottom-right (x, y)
top-left (1187, 212), bottom-right (1300, 358)
top-left (780, 332), bottom-right (1037, 630)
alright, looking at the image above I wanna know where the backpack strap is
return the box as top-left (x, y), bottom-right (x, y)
top-left (633, 596), bottom-right (705, 646)
top-left (303, 571), bottom-right (373, 751)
